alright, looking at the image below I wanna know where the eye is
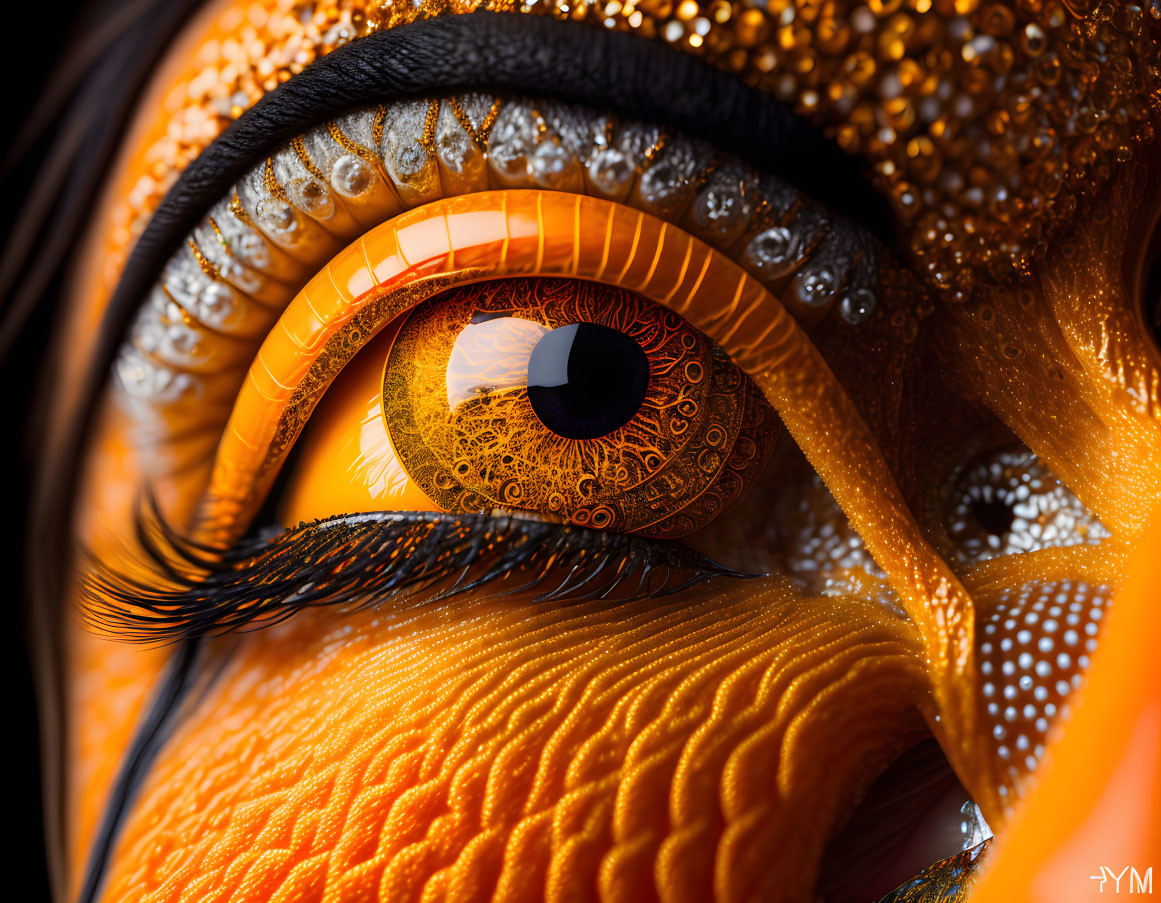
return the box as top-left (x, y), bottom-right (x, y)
top-left (937, 442), bottom-right (1110, 566)
top-left (104, 88), bottom-right (892, 553)
top-left (85, 70), bottom-right (903, 642)
top-left (283, 275), bottom-right (776, 537)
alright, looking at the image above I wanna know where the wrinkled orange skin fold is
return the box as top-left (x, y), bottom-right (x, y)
top-left (95, 585), bottom-right (929, 902)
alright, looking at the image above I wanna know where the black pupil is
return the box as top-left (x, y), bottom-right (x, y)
top-left (526, 322), bottom-right (649, 440)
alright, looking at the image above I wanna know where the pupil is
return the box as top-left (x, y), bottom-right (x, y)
top-left (526, 322), bottom-right (649, 440)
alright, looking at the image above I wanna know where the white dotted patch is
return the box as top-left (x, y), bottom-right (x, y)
top-left (977, 578), bottom-right (1110, 811)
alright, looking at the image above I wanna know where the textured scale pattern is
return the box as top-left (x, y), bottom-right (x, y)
top-left (98, 582), bottom-right (926, 903)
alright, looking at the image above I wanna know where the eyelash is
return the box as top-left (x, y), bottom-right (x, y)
top-left (81, 502), bottom-right (752, 642)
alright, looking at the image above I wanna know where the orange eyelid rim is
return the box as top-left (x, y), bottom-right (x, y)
top-left (972, 511), bottom-right (1161, 900)
top-left (197, 188), bottom-right (990, 811)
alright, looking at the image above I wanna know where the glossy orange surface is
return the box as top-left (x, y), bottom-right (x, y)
top-left (973, 511), bottom-right (1161, 901)
top-left (283, 325), bottom-right (439, 523)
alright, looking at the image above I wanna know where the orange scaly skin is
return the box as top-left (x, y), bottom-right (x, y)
top-left (96, 583), bottom-right (926, 903)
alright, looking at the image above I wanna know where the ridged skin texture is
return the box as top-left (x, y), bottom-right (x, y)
top-left (97, 581), bottom-right (925, 903)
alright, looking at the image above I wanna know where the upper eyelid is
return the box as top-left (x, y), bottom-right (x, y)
top-left (113, 90), bottom-right (884, 441)
top-left (93, 11), bottom-right (886, 400)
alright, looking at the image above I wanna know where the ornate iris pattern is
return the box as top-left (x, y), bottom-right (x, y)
top-left (383, 277), bottom-right (775, 536)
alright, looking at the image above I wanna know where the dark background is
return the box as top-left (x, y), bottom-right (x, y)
top-left (1, 2), bottom-right (202, 899)
top-left (2, 7), bottom-right (85, 899)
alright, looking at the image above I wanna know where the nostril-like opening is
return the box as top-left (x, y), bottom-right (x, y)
top-left (971, 497), bottom-right (1015, 538)
top-left (815, 737), bottom-right (990, 903)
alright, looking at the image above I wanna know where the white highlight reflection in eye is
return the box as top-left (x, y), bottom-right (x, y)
top-left (352, 394), bottom-right (413, 500)
top-left (445, 316), bottom-right (549, 408)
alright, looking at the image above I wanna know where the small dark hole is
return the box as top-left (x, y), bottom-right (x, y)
top-left (971, 498), bottom-right (1014, 537)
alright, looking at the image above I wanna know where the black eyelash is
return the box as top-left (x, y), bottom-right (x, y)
top-left (81, 504), bottom-right (755, 644)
